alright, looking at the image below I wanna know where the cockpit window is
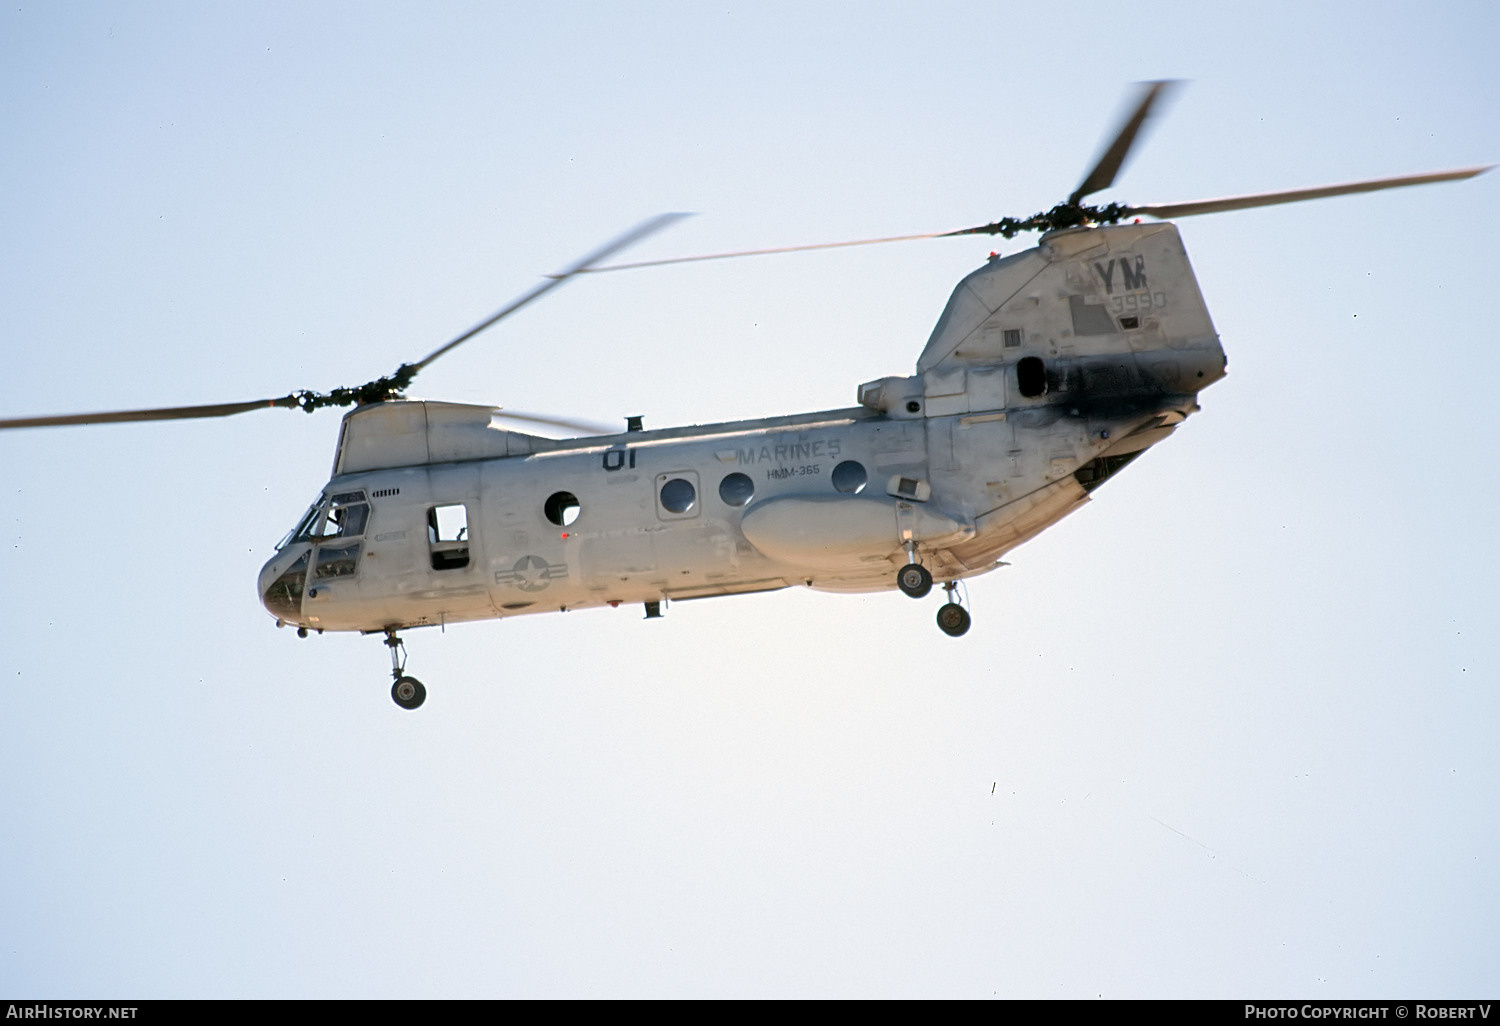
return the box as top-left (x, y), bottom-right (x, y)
top-left (264, 551), bottom-right (310, 617)
top-left (316, 501), bottom-right (368, 539)
top-left (278, 502), bottom-right (323, 550)
top-left (281, 491), bottom-right (369, 548)
top-left (314, 543), bottom-right (361, 580)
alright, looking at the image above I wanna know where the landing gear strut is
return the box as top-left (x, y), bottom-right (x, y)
top-left (935, 582), bottom-right (971, 637)
top-left (384, 629), bottom-right (426, 710)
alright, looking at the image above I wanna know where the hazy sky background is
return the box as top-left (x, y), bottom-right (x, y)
top-left (2, 0), bottom-right (1496, 998)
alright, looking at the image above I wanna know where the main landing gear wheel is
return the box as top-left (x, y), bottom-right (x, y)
top-left (897, 562), bottom-right (933, 599)
top-left (392, 676), bottom-right (427, 710)
top-left (384, 628), bottom-right (427, 710)
top-left (936, 602), bottom-right (971, 637)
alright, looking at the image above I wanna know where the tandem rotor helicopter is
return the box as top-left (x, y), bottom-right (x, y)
top-left (3, 83), bottom-right (1488, 709)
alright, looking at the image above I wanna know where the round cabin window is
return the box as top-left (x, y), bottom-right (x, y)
top-left (660, 478), bottom-right (697, 514)
top-left (544, 491), bottom-right (581, 526)
top-left (831, 460), bottom-right (868, 494)
top-left (719, 472), bottom-right (754, 507)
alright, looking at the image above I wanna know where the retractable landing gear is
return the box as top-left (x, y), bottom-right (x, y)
top-left (384, 629), bottom-right (426, 710)
top-left (935, 582), bottom-right (971, 638)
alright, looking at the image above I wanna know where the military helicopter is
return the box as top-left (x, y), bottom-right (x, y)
top-left (2, 83), bottom-right (1487, 710)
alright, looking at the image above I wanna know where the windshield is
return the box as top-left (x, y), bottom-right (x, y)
top-left (275, 490), bottom-right (369, 550)
top-left (276, 500), bottom-right (323, 551)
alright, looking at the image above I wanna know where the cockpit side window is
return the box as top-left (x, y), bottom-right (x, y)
top-left (322, 492), bottom-right (369, 539)
top-left (314, 543), bottom-right (361, 580)
top-left (284, 491), bottom-right (370, 548)
top-left (316, 501), bottom-right (369, 539)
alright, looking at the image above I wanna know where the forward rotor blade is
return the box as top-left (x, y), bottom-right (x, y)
top-left (410, 212), bottom-right (691, 372)
top-left (1124, 166), bottom-right (1493, 220)
top-left (1069, 80), bottom-right (1178, 206)
top-left (0, 396), bottom-right (298, 431)
top-left (3, 216), bottom-right (693, 432)
top-left (491, 409), bottom-right (616, 435)
top-left (581, 230), bottom-right (953, 274)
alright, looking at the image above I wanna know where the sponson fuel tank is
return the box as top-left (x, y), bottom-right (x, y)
top-left (740, 494), bottom-right (972, 569)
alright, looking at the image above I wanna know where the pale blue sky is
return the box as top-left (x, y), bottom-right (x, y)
top-left (2, 0), bottom-right (1497, 998)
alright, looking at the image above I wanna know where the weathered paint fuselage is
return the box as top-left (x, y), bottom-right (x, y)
top-left (258, 222), bottom-right (1227, 633)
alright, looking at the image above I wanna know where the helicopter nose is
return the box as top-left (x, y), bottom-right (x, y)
top-left (259, 546), bottom-right (311, 622)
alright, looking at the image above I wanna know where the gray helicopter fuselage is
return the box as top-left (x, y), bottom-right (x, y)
top-left (258, 221), bottom-right (1226, 634)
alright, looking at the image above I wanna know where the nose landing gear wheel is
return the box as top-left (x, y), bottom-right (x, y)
top-left (392, 676), bottom-right (427, 710)
top-left (897, 562), bottom-right (933, 598)
top-left (936, 602), bottom-right (971, 637)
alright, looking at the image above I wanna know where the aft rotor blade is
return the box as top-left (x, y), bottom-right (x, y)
top-left (1125, 166), bottom-right (1493, 220)
top-left (0, 396), bottom-right (298, 431)
top-left (1069, 80), bottom-right (1178, 206)
top-left (410, 212), bottom-right (691, 372)
top-left (580, 230), bottom-right (953, 273)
